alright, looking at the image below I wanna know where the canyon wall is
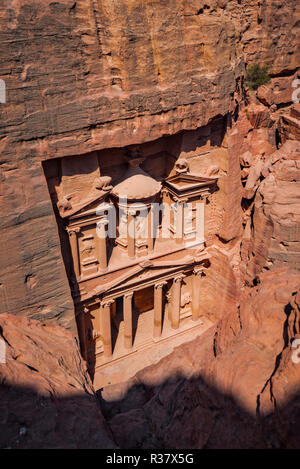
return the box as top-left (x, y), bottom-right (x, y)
top-left (0, 0), bottom-right (299, 449)
top-left (0, 0), bottom-right (299, 330)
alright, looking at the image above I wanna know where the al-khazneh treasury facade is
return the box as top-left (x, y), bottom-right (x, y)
top-left (44, 133), bottom-right (221, 385)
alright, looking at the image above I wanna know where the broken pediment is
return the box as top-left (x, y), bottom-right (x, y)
top-left (164, 172), bottom-right (218, 197)
top-left (57, 191), bottom-right (109, 220)
top-left (87, 252), bottom-right (208, 300)
top-left (57, 176), bottom-right (113, 220)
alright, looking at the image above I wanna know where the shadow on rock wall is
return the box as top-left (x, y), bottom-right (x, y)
top-left (99, 372), bottom-right (300, 449)
top-left (0, 383), bottom-right (116, 449)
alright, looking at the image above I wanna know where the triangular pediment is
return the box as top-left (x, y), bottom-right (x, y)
top-left (59, 192), bottom-right (108, 220)
top-left (165, 172), bottom-right (217, 191)
top-left (91, 255), bottom-right (197, 298)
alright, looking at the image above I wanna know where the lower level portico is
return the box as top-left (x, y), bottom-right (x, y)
top-left (94, 311), bottom-right (213, 388)
top-left (77, 256), bottom-right (209, 388)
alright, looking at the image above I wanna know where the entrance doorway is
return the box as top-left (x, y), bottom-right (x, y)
top-left (111, 286), bottom-right (155, 357)
top-left (132, 286), bottom-right (154, 347)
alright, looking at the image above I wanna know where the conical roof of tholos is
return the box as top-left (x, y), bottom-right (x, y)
top-left (112, 162), bottom-right (161, 201)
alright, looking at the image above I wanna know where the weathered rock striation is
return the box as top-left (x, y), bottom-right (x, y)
top-left (0, 0), bottom-right (299, 449)
top-left (0, 0), bottom-right (299, 329)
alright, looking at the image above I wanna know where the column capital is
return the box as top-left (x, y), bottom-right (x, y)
top-left (92, 330), bottom-right (101, 340)
top-left (101, 298), bottom-right (115, 308)
top-left (155, 281), bottom-right (167, 290)
top-left (97, 218), bottom-right (109, 227)
top-left (124, 291), bottom-right (134, 300)
top-left (67, 226), bottom-right (81, 235)
top-left (193, 265), bottom-right (204, 276)
top-left (174, 273), bottom-right (185, 283)
top-left (128, 208), bottom-right (137, 217)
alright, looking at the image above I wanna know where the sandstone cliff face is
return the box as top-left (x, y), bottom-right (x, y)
top-left (0, 0), bottom-right (299, 329)
top-left (245, 140), bottom-right (300, 281)
top-left (0, 313), bottom-right (116, 448)
top-left (0, 1), bottom-right (300, 449)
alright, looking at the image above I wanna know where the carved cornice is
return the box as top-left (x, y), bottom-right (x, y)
top-left (67, 226), bottom-right (81, 235)
top-left (139, 259), bottom-right (153, 269)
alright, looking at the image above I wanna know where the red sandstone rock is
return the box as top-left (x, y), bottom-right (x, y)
top-left (0, 1), bottom-right (299, 329)
top-left (245, 140), bottom-right (300, 282)
top-left (0, 314), bottom-right (116, 449)
top-left (279, 104), bottom-right (300, 144)
top-left (0, 0), bottom-right (299, 450)
top-left (102, 268), bottom-right (300, 449)
top-left (257, 73), bottom-right (299, 108)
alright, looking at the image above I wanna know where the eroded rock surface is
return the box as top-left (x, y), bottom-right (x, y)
top-left (101, 268), bottom-right (300, 449)
top-left (0, 0), bottom-right (299, 450)
top-left (0, 0), bottom-right (299, 329)
top-left (0, 314), bottom-right (116, 449)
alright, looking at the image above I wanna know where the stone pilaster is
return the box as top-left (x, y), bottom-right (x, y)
top-left (127, 209), bottom-right (136, 259)
top-left (171, 274), bottom-right (185, 329)
top-left (100, 299), bottom-right (114, 358)
top-left (192, 266), bottom-right (203, 321)
top-left (148, 207), bottom-right (154, 253)
top-left (96, 219), bottom-right (108, 271)
top-left (67, 226), bottom-right (81, 278)
top-left (123, 292), bottom-right (134, 349)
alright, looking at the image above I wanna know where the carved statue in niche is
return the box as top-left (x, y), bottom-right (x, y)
top-left (135, 212), bottom-right (148, 239)
top-left (118, 209), bottom-right (127, 239)
top-left (80, 238), bottom-right (95, 257)
top-left (181, 291), bottom-right (191, 308)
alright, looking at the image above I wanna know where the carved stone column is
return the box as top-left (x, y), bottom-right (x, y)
top-left (175, 199), bottom-right (187, 244)
top-left (100, 299), bottom-right (114, 358)
top-left (67, 226), bottom-right (81, 278)
top-left (147, 207), bottom-right (154, 253)
top-left (96, 219), bottom-right (108, 271)
top-left (196, 199), bottom-right (205, 243)
top-left (175, 198), bottom-right (183, 244)
top-left (91, 303), bottom-right (101, 341)
top-left (171, 274), bottom-right (185, 329)
top-left (192, 266), bottom-right (203, 321)
top-left (154, 281), bottom-right (167, 338)
top-left (123, 292), bottom-right (134, 349)
top-left (127, 209), bottom-right (136, 259)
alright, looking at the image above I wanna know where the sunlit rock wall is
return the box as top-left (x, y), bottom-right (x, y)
top-left (0, 0), bottom-right (298, 330)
